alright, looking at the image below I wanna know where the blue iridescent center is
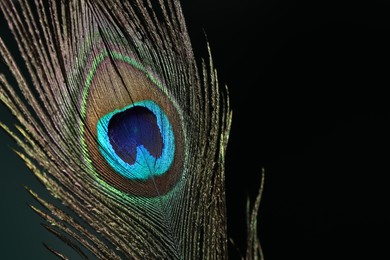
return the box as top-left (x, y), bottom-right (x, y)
top-left (97, 100), bottom-right (175, 180)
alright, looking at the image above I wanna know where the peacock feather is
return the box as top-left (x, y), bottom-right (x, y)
top-left (0, 0), bottom-right (262, 259)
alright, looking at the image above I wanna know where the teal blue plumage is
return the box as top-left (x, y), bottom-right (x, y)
top-left (0, 0), bottom-right (262, 259)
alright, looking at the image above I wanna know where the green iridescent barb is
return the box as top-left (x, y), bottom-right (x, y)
top-left (0, 0), bottom-right (263, 259)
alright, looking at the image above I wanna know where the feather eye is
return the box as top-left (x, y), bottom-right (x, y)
top-left (78, 41), bottom-right (185, 196)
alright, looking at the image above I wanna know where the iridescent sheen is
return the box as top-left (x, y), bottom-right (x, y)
top-left (97, 100), bottom-right (175, 180)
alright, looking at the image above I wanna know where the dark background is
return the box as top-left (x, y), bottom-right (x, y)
top-left (1, 0), bottom-right (390, 259)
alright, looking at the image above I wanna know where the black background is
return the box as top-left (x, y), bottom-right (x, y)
top-left (1, 0), bottom-right (390, 259)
